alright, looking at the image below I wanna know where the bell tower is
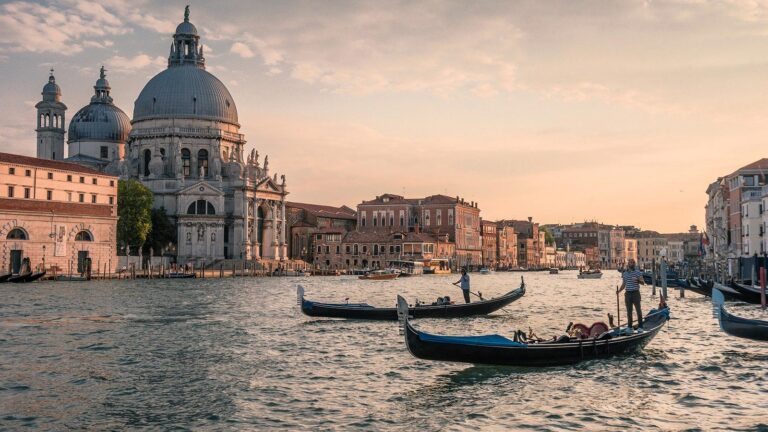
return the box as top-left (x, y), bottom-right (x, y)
top-left (35, 69), bottom-right (67, 160)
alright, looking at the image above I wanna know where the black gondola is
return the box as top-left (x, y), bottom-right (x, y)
top-left (686, 278), bottom-right (713, 297)
top-left (7, 272), bottom-right (31, 283)
top-left (396, 295), bottom-right (669, 367)
top-left (0, 272), bottom-right (11, 283)
top-left (297, 277), bottom-right (526, 320)
top-left (712, 289), bottom-right (768, 341)
top-left (10, 271), bottom-right (46, 283)
top-left (729, 281), bottom-right (766, 304)
top-left (167, 272), bottom-right (196, 279)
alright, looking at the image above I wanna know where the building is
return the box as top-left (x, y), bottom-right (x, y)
top-left (499, 218), bottom-right (543, 269)
top-left (624, 238), bottom-right (638, 265)
top-left (480, 220), bottom-right (497, 268)
top-left (0, 152), bottom-right (117, 274)
top-left (496, 225), bottom-right (518, 269)
top-left (286, 202), bottom-right (356, 263)
top-left (561, 222), bottom-right (625, 269)
top-left (32, 7), bottom-right (291, 264)
top-left (352, 194), bottom-right (480, 268)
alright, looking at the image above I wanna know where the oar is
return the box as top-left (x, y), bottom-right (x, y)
top-left (452, 282), bottom-right (484, 300)
top-left (616, 285), bottom-right (621, 330)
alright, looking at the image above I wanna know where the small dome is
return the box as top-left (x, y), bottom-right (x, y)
top-left (95, 77), bottom-right (110, 89)
top-left (175, 20), bottom-right (198, 35)
top-left (133, 65), bottom-right (238, 125)
top-left (42, 74), bottom-right (61, 102)
top-left (68, 103), bottom-right (131, 143)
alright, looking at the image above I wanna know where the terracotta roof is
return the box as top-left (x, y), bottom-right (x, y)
top-left (360, 193), bottom-right (475, 207)
top-left (286, 202), bottom-right (356, 220)
top-left (729, 158), bottom-right (768, 177)
top-left (0, 198), bottom-right (114, 217)
top-left (0, 152), bottom-right (113, 176)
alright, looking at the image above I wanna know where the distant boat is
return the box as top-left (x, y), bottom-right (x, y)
top-left (167, 272), bottom-right (196, 279)
top-left (359, 270), bottom-right (399, 281)
top-left (549, 268), bottom-right (559, 275)
top-left (479, 268), bottom-right (492, 275)
top-left (577, 269), bottom-right (602, 279)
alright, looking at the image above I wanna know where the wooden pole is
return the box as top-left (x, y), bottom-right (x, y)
top-left (761, 266), bottom-right (766, 310)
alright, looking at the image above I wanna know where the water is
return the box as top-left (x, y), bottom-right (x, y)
top-left (1, 271), bottom-right (766, 430)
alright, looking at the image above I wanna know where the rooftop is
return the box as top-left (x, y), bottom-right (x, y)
top-left (287, 202), bottom-right (356, 220)
top-left (0, 198), bottom-right (114, 217)
top-left (0, 152), bottom-right (113, 177)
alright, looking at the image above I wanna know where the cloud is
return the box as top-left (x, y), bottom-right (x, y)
top-left (104, 53), bottom-right (165, 73)
top-left (230, 42), bottom-right (255, 58)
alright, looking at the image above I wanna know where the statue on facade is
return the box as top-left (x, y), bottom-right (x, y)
top-left (184, 5), bottom-right (190, 21)
top-left (263, 155), bottom-right (269, 174)
top-left (199, 163), bottom-right (205, 178)
top-left (280, 174), bottom-right (286, 187)
top-left (175, 149), bottom-right (183, 178)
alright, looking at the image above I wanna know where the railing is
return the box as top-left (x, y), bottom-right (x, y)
top-left (130, 126), bottom-right (244, 141)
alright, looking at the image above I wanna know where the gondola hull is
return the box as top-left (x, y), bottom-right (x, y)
top-left (399, 298), bottom-right (669, 367)
top-left (685, 278), bottom-right (712, 297)
top-left (0, 273), bottom-right (11, 283)
top-left (298, 281), bottom-right (525, 320)
top-left (713, 289), bottom-right (768, 341)
top-left (729, 282), bottom-right (765, 304)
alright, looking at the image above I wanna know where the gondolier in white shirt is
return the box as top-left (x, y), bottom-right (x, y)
top-left (453, 269), bottom-right (471, 303)
top-left (617, 259), bottom-right (645, 329)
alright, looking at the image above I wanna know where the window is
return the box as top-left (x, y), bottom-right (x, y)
top-left (67, 192), bottom-right (72, 202)
top-left (197, 149), bottom-right (209, 177)
top-left (390, 216), bottom-right (394, 226)
top-left (186, 199), bottom-right (216, 215)
top-left (9, 167), bottom-right (14, 175)
top-left (336, 245), bottom-right (340, 254)
top-left (47, 172), bottom-right (53, 180)
top-left (345, 245), bottom-right (351, 254)
top-left (362, 245), bottom-right (368, 254)
top-left (91, 195), bottom-right (97, 203)
top-left (181, 148), bottom-right (191, 177)
top-left (390, 246), bottom-right (395, 254)
top-left (317, 245), bottom-right (322, 253)
top-left (23, 188), bottom-right (30, 199)
top-left (144, 149), bottom-right (151, 177)
top-left (67, 175), bottom-right (72, 182)
top-left (6, 228), bottom-right (27, 240)
top-left (373, 217), bottom-right (377, 227)
top-left (24, 169), bottom-right (31, 177)
top-left (79, 176), bottom-right (85, 183)
top-left (7, 186), bottom-right (13, 198)
top-left (46, 190), bottom-right (52, 200)
top-left (373, 245), bottom-right (379, 255)
top-left (78, 194), bottom-right (84, 202)
top-left (100, 146), bottom-right (108, 159)
top-left (316, 234), bottom-right (323, 241)
top-left (75, 230), bottom-right (93, 241)
top-left (92, 178), bottom-right (97, 185)
top-left (325, 246), bottom-right (330, 254)
top-left (109, 180), bottom-right (114, 187)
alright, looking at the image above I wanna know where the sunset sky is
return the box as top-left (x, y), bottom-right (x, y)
top-left (1, 0), bottom-right (767, 232)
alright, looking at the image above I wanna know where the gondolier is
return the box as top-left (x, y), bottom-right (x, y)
top-left (617, 259), bottom-right (645, 329)
top-left (454, 269), bottom-right (471, 303)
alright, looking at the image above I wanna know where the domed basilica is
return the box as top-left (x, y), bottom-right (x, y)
top-left (34, 7), bottom-right (289, 263)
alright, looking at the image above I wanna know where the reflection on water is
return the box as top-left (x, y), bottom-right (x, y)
top-left (1, 271), bottom-right (767, 430)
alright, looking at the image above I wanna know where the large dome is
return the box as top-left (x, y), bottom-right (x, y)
top-left (68, 103), bottom-right (131, 143)
top-left (132, 65), bottom-right (239, 125)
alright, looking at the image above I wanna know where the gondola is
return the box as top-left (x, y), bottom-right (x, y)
top-left (167, 272), bottom-right (196, 279)
top-left (396, 295), bottom-right (669, 366)
top-left (685, 278), bottom-right (712, 297)
top-left (712, 289), bottom-right (768, 341)
top-left (297, 277), bottom-right (526, 320)
top-left (711, 282), bottom-right (745, 302)
top-left (729, 281), bottom-right (765, 304)
top-left (7, 272), bottom-right (32, 283)
top-left (0, 272), bottom-right (11, 283)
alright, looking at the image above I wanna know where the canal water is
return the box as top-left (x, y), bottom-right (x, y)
top-left (1, 271), bottom-right (766, 430)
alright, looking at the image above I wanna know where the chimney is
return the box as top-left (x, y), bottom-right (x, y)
top-left (528, 216), bottom-right (533, 223)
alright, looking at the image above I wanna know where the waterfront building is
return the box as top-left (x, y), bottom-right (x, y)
top-left (496, 225), bottom-right (518, 269)
top-left (555, 249), bottom-right (587, 269)
top-left (30, 7), bottom-right (290, 265)
top-left (353, 194), bottom-right (480, 268)
top-left (741, 189), bottom-right (763, 256)
top-left (0, 152), bottom-right (117, 274)
top-left (624, 238), bottom-right (638, 266)
top-left (499, 218), bottom-right (543, 269)
top-left (480, 220), bottom-right (497, 268)
top-left (561, 222), bottom-right (625, 268)
top-left (285, 202), bottom-right (356, 264)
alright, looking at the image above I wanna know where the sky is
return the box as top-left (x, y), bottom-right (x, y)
top-left (1, 0), bottom-right (768, 232)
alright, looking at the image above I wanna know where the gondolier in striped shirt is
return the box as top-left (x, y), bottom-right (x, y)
top-left (454, 269), bottom-right (471, 303)
top-left (618, 259), bottom-right (645, 329)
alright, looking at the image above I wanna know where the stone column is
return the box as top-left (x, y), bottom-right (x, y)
top-left (252, 200), bottom-right (260, 260)
top-left (272, 201), bottom-right (279, 259)
top-left (280, 201), bottom-right (287, 260)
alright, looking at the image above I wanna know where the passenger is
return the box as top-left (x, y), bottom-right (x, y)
top-left (617, 258), bottom-right (645, 330)
top-left (453, 268), bottom-right (471, 304)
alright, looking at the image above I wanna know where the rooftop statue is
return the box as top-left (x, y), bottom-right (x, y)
top-left (184, 5), bottom-right (190, 22)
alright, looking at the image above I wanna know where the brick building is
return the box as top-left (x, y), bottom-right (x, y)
top-left (496, 224), bottom-right (518, 269)
top-left (480, 219), bottom-right (497, 268)
top-left (499, 218), bottom-right (543, 269)
top-left (286, 202), bottom-right (356, 263)
top-left (0, 153), bottom-right (117, 274)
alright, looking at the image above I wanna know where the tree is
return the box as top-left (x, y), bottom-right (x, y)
top-left (143, 207), bottom-right (176, 256)
top-left (542, 228), bottom-right (555, 246)
top-left (117, 179), bottom-right (153, 255)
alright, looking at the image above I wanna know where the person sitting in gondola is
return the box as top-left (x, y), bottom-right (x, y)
top-left (453, 269), bottom-right (471, 303)
top-left (617, 258), bottom-right (645, 330)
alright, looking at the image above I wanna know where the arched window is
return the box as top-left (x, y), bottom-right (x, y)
top-left (187, 199), bottom-right (215, 215)
top-left (75, 230), bottom-right (93, 241)
top-left (197, 149), bottom-right (208, 177)
top-left (181, 148), bottom-right (191, 177)
top-left (143, 149), bottom-right (151, 177)
top-left (6, 228), bottom-right (27, 240)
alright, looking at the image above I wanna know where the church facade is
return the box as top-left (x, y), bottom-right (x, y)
top-left (34, 7), bottom-right (289, 264)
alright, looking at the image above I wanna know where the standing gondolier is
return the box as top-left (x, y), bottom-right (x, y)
top-left (453, 268), bottom-right (471, 303)
top-left (617, 258), bottom-right (645, 330)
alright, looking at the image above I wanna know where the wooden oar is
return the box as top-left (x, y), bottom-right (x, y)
top-left (452, 282), bottom-right (484, 300)
top-left (616, 285), bottom-right (621, 329)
